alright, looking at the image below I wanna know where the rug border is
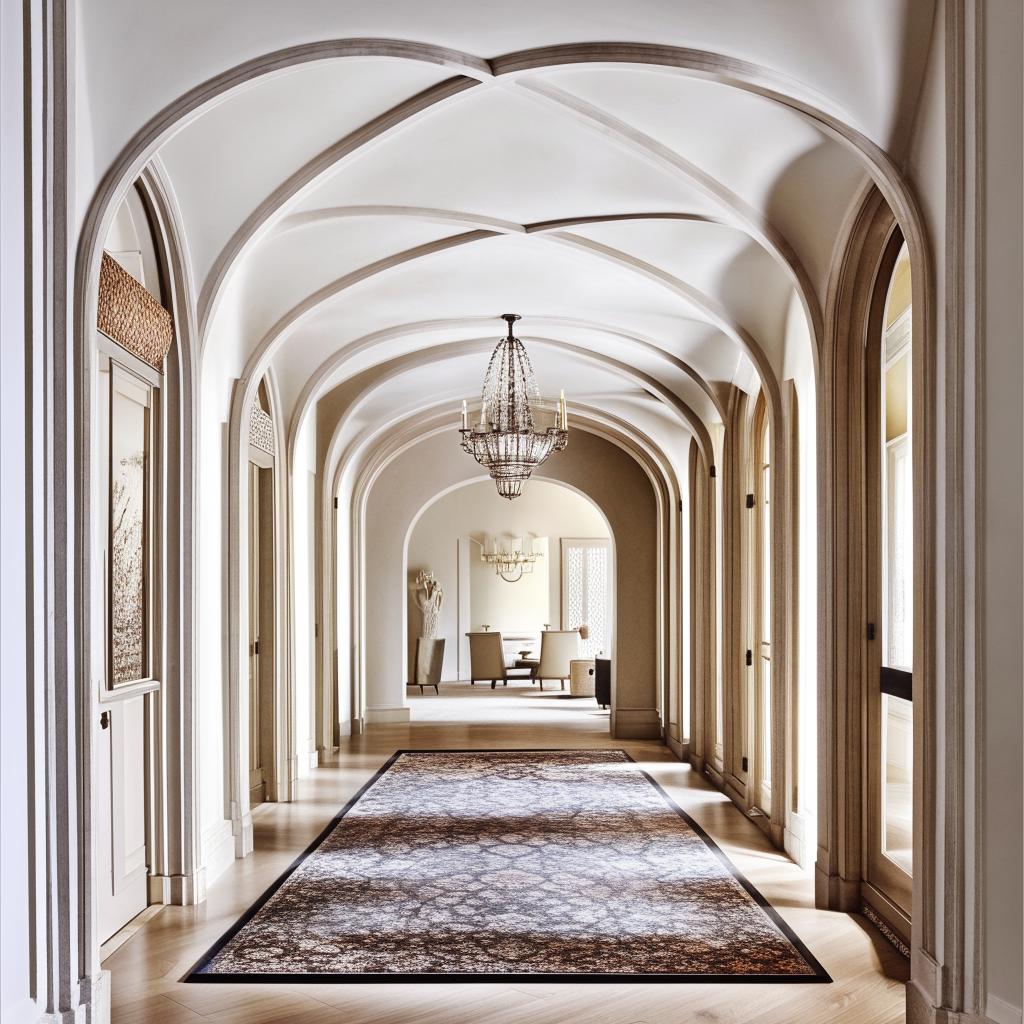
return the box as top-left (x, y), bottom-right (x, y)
top-left (183, 748), bottom-right (831, 985)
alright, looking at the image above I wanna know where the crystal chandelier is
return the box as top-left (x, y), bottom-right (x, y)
top-left (459, 313), bottom-right (568, 499)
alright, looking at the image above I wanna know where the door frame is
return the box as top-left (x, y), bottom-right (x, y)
top-left (95, 337), bottom-right (162, 945)
top-left (748, 394), bottom-right (773, 820)
top-left (90, 165), bottom-right (204, 939)
top-left (246, 449), bottom-right (278, 807)
top-left (863, 265), bottom-right (914, 918)
top-left (816, 188), bottom-right (932, 965)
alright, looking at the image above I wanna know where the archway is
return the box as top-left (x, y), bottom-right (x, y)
top-left (90, 167), bottom-right (203, 959)
top-left (350, 425), bottom-right (663, 740)
top-left (404, 477), bottom-right (614, 728)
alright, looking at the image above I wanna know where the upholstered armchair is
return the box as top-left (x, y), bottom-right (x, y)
top-left (535, 630), bottom-right (580, 691)
top-left (465, 632), bottom-right (509, 690)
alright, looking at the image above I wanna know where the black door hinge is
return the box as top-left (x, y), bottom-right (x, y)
top-left (745, 649), bottom-right (752, 666)
top-left (741, 755), bottom-right (749, 772)
top-left (333, 497), bottom-right (339, 509)
top-left (745, 493), bottom-right (755, 509)
top-left (678, 498), bottom-right (683, 512)
top-left (867, 623), bottom-right (876, 641)
top-left (253, 639), bottom-right (260, 656)
top-left (709, 464), bottom-right (716, 478)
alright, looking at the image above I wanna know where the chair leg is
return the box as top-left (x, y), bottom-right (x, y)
top-left (433, 683), bottom-right (439, 694)
top-left (560, 678), bottom-right (565, 691)
top-left (538, 678), bottom-right (544, 691)
top-left (491, 679), bottom-right (496, 690)
top-left (470, 679), bottom-right (475, 685)
top-left (503, 679), bottom-right (508, 686)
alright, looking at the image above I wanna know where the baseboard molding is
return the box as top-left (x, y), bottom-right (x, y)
top-left (814, 863), bottom-right (861, 911)
top-left (366, 705), bottom-right (411, 724)
top-left (38, 969), bottom-right (109, 1024)
top-left (232, 809), bottom-right (254, 857)
top-left (987, 994), bottom-right (1023, 1024)
top-left (611, 707), bottom-right (661, 739)
top-left (723, 773), bottom-right (747, 812)
top-left (202, 820), bottom-right (235, 886)
top-left (148, 868), bottom-right (206, 906)
top-left (903, 982), bottom-right (1016, 1024)
top-left (784, 808), bottom-right (813, 867)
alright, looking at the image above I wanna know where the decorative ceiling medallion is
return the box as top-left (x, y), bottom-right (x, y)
top-left (459, 314), bottom-right (568, 500)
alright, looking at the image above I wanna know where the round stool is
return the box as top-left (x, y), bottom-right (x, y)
top-left (569, 659), bottom-right (596, 697)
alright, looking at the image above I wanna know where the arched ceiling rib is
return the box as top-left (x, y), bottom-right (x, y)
top-left (228, 225), bottom-right (773, 416)
top-left (82, 4), bottom-right (935, 198)
top-left (187, 63), bottom-right (839, 345)
top-left (115, 27), bottom-right (933, 460)
top-left (336, 400), bottom-right (686, 525)
top-left (285, 313), bottom-right (727, 462)
top-left (311, 338), bottom-right (713, 479)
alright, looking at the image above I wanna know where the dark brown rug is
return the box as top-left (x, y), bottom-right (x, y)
top-left (186, 749), bottom-right (829, 982)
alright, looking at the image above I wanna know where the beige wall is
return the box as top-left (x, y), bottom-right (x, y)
top-left (982, 1), bottom-right (1023, 1014)
top-left (363, 428), bottom-right (660, 737)
top-left (407, 479), bottom-right (609, 680)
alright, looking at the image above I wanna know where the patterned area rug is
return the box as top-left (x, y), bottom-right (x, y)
top-left (187, 750), bottom-right (829, 982)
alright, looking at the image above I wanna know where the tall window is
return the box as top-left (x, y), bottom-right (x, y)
top-left (865, 241), bottom-right (913, 921)
top-left (758, 416), bottom-right (772, 804)
top-left (752, 406), bottom-right (772, 813)
top-left (880, 251), bottom-right (913, 877)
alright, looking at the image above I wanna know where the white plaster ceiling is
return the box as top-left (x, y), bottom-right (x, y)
top-left (88, 1), bottom-right (936, 456)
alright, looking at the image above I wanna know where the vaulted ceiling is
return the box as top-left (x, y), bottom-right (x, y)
top-left (87, 0), bottom-right (937, 467)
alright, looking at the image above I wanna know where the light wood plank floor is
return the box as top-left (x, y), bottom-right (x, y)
top-left (105, 683), bottom-right (909, 1024)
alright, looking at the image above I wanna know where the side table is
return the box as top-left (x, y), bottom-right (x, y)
top-left (568, 659), bottom-right (596, 697)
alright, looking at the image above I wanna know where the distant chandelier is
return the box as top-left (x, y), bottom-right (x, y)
top-left (481, 537), bottom-right (542, 583)
top-left (459, 313), bottom-right (568, 500)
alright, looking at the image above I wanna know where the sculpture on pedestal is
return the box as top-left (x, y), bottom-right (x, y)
top-left (409, 571), bottom-right (445, 693)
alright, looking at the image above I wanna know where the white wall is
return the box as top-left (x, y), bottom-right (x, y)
top-left (469, 537), bottom-right (551, 636)
top-left (195, 280), bottom-right (253, 877)
top-left (406, 479), bottom-right (609, 680)
top-left (1, 4), bottom-right (42, 1016)
top-left (781, 288), bottom-right (818, 865)
top-left (291, 417), bottom-right (317, 774)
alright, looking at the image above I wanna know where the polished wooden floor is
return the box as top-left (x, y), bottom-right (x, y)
top-left (105, 683), bottom-right (908, 1023)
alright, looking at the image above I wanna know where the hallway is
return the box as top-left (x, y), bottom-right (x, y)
top-left (4, 4), bottom-right (1021, 1022)
top-left (103, 689), bottom-right (907, 1024)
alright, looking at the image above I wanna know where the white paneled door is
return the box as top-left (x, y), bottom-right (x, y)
top-left (96, 351), bottom-right (153, 943)
top-left (560, 538), bottom-right (611, 659)
top-left (95, 698), bottom-right (149, 942)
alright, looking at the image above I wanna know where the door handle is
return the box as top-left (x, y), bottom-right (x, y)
top-left (100, 710), bottom-right (111, 730)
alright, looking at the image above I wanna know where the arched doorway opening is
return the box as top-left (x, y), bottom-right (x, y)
top-left (91, 169), bottom-right (201, 950)
top-left (404, 478), bottom-right (614, 732)
top-left (344, 422), bottom-right (665, 742)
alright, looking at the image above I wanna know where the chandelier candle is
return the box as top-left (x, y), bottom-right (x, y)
top-left (459, 313), bottom-right (569, 500)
